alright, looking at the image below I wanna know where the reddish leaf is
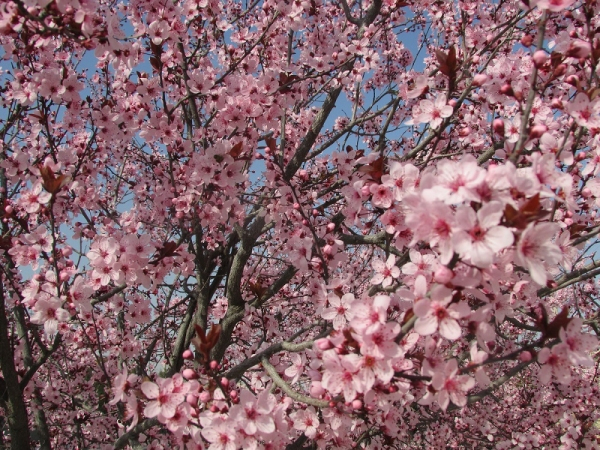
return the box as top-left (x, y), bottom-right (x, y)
top-left (39, 165), bottom-right (70, 195)
top-left (357, 156), bottom-right (385, 183)
top-left (503, 194), bottom-right (547, 229)
top-left (546, 307), bottom-right (571, 339)
top-left (265, 137), bottom-right (277, 153)
top-left (229, 142), bottom-right (244, 159)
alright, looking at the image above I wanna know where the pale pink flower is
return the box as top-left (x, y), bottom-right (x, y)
top-left (515, 222), bottom-right (562, 285)
top-left (452, 202), bottom-right (514, 268)
top-left (537, 345), bottom-right (572, 385)
top-left (230, 390), bottom-right (275, 435)
top-left (411, 94), bottom-right (453, 129)
top-left (357, 322), bottom-right (402, 359)
top-left (532, 0), bottom-right (576, 12)
top-left (201, 419), bottom-right (238, 450)
top-left (21, 183), bottom-right (52, 214)
top-left (284, 353), bottom-right (306, 384)
top-left (430, 359), bottom-right (475, 411)
top-left (564, 92), bottom-right (600, 128)
top-left (30, 297), bottom-right (70, 337)
top-left (558, 317), bottom-right (598, 367)
top-left (141, 378), bottom-right (187, 419)
top-left (369, 183), bottom-right (393, 208)
top-left (321, 351), bottom-right (361, 402)
top-left (413, 286), bottom-right (470, 340)
top-left (290, 407), bottom-right (319, 438)
top-left (421, 155), bottom-right (486, 205)
top-left (321, 292), bottom-right (355, 330)
top-left (350, 294), bottom-right (390, 334)
top-left (371, 255), bottom-right (400, 287)
top-left (109, 366), bottom-right (139, 405)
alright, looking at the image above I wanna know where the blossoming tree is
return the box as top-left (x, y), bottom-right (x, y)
top-left (0, 0), bottom-right (599, 448)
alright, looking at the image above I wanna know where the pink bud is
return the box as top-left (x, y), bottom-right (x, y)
top-left (326, 222), bottom-right (336, 232)
top-left (293, 203), bottom-right (301, 210)
top-left (564, 218), bottom-right (573, 226)
top-left (492, 119), bottom-right (505, 135)
top-left (566, 40), bottom-right (591, 59)
top-left (500, 84), bottom-right (514, 97)
top-left (521, 34), bottom-right (534, 47)
top-left (4, 205), bottom-right (13, 215)
top-left (565, 75), bottom-right (579, 87)
top-left (182, 350), bottom-right (194, 360)
top-left (553, 64), bottom-right (567, 78)
top-left (182, 369), bottom-right (198, 380)
top-left (209, 360), bottom-right (219, 370)
top-left (186, 394), bottom-right (198, 405)
top-left (581, 188), bottom-right (592, 198)
top-left (229, 390), bottom-right (238, 399)
top-left (434, 266), bottom-right (454, 284)
top-left (316, 338), bottom-right (333, 351)
top-left (59, 271), bottom-right (70, 282)
top-left (528, 124), bottom-right (547, 140)
top-left (310, 381), bottom-right (325, 397)
top-left (220, 377), bottom-right (229, 389)
top-left (519, 351), bottom-right (532, 362)
top-left (472, 74), bottom-right (487, 86)
top-left (532, 50), bottom-right (547, 67)
top-left (576, 152), bottom-right (587, 161)
top-left (448, 99), bottom-right (457, 107)
top-left (210, 405), bottom-right (219, 413)
top-left (352, 400), bottom-right (363, 410)
top-left (551, 98), bottom-right (563, 109)
top-left (472, 55), bottom-right (480, 64)
top-left (458, 127), bottom-right (471, 137)
top-left (199, 391), bottom-right (211, 403)
top-left (361, 185), bottom-right (371, 196)
top-left (302, 219), bottom-right (309, 226)
top-left (312, 209), bottom-right (319, 217)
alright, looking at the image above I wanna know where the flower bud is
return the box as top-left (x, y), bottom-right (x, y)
top-left (472, 74), bottom-right (487, 86)
top-left (492, 119), bottom-right (505, 135)
top-left (528, 124), bottom-right (547, 140)
top-left (500, 84), bottom-right (514, 97)
top-left (434, 266), bottom-right (455, 284)
top-left (182, 349), bottom-right (194, 360)
top-left (220, 377), bottom-right (229, 389)
top-left (519, 351), bottom-right (532, 362)
top-left (352, 400), bottom-right (363, 410)
top-left (199, 391), bottom-right (211, 403)
top-left (183, 369), bottom-right (198, 380)
top-left (520, 34), bottom-right (534, 47)
top-left (316, 338), bottom-right (333, 351)
top-left (532, 50), bottom-right (547, 67)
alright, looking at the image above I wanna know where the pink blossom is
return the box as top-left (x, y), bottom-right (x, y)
top-left (230, 390), bottom-right (275, 435)
top-left (201, 419), bottom-right (238, 450)
top-left (30, 297), bottom-right (70, 337)
top-left (413, 286), bottom-right (470, 340)
top-left (515, 222), bottom-right (562, 285)
top-left (109, 366), bottom-right (139, 405)
top-left (558, 318), bottom-right (598, 367)
top-left (452, 202), bottom-right (514, 268)
top-left (429, 359), bottom-right (475, 410)
top-left (141, 378), bottom-right (187, 419)
top-left (290, 407), bottom-right (320, 438)
top-left (410, 94), bottom-right (453, 129)
top-left (537, 345), bottom-right (572, 385)
top-left (532, 0), bottom-right (576, 12)
top-left (371, 255), bottom-right (400, 287)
